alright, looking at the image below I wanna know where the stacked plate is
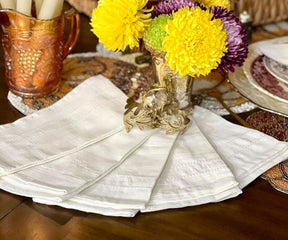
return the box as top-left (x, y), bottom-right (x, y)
top-left (229, 36), bottom-right (288, 116)
top-left (263, 56), bottom-right (288, 83)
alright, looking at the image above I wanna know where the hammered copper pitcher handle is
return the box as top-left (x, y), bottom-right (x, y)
top-left (63, 8), bottom-right (80, 59)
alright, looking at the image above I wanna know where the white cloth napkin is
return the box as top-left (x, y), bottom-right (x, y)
top-left (1, 75), bottom-right (288, 217)
top-left (0, 128), bottom-right (155, 202)
top-left (259, 42), bottom-right (288, 65)
top-left (193, 106), bottom-right (288, 188)
top-left (0, 75), bottom-right (126, 176)
top-left (142, 118), bottom-right (241, 213)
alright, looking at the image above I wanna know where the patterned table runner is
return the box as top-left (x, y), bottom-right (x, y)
top-left (247, 111), bottom-right (288, 193)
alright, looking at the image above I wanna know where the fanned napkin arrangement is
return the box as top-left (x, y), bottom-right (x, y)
top-left (1, 75), bottom-right (288, 217)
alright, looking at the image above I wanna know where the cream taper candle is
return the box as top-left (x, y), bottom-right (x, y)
top-left (0, 0), bottom-right (16, 9)
top-left (35, 0), bottom-right (43, 17)
top-left (16, 0), bottom-right (32, 16)
top-left (38, 0), bottom-right (64, 19)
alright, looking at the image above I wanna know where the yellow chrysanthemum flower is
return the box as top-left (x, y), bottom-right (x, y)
top-left (90, 0), bottom-right (152, 51)
top-left (195, 0), bottom-right (231, 11)
top-left (162, 7), bottom-right (228, 77)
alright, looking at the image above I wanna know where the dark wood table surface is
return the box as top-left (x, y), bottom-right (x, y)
top-left (1, 5), bottom-right (288, 240)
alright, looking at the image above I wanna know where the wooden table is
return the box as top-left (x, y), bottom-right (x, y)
top-left (1, 6), bottom-right (288, 240)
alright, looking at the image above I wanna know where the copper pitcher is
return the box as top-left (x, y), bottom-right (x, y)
top-left (0, 8), bottom-right (80, 97)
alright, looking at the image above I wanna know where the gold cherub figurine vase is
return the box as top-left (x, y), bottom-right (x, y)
top-left (124, 48), bottom-right (194, 135)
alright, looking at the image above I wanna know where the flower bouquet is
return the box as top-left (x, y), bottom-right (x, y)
top-left (90, 0), bottom-right (248, 134)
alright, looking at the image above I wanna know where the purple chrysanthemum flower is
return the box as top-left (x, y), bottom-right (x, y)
top-left (152, 0), bottom-right (200, 17)
top-left (211, 7), bottom-right (248, 73)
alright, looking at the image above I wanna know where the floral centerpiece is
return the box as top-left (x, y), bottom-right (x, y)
top-left (90, 0), bottom-right (248, 134)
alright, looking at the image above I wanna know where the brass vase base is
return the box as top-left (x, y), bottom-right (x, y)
top-left (124, 84), bottom-right (192, 135)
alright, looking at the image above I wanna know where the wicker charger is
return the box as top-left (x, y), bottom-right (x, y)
top-left (232, 0), bottom-right (288, 26)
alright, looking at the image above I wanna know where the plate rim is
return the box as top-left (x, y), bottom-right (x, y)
top-left (242, 37), bottom-right (288, 104)
top-left (229, 36), bottom-right (288, 117)
top-left (263, 55), bottom-right (288, 84)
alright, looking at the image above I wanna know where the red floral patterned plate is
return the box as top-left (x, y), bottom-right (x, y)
top-left (250, 55), bottom-right (288, 101)
top-left (263, 56), bottom-right (288, 84)
top-left (229, 37), bottom-right (288, 117)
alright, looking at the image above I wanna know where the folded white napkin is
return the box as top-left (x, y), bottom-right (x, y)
top-left (193, 106), bottom-right (288, 188)
top-left (259, 43), bottom-right (288, 65)
top-left (0, 128), bottom-right (155, 202)
top-left (142, 117), bottom-right (241, 213)
top-left (0, 75), bottom-right (126, 176)
top-left (1, 75), bottom-right (288, 218)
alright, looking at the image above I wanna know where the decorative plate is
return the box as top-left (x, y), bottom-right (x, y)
top-left (229, 36), bottom-right (288, 116)
top-left (263, 56), bottom-right (288, 83)
top-left (229, 47), bottom-right (288, 116)
top-left (230, 66), bottom-right (288, 117)
top-left (242, 37), bottom-right (288, 104)
top-left (250, 55), bottom-right (288, 101)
